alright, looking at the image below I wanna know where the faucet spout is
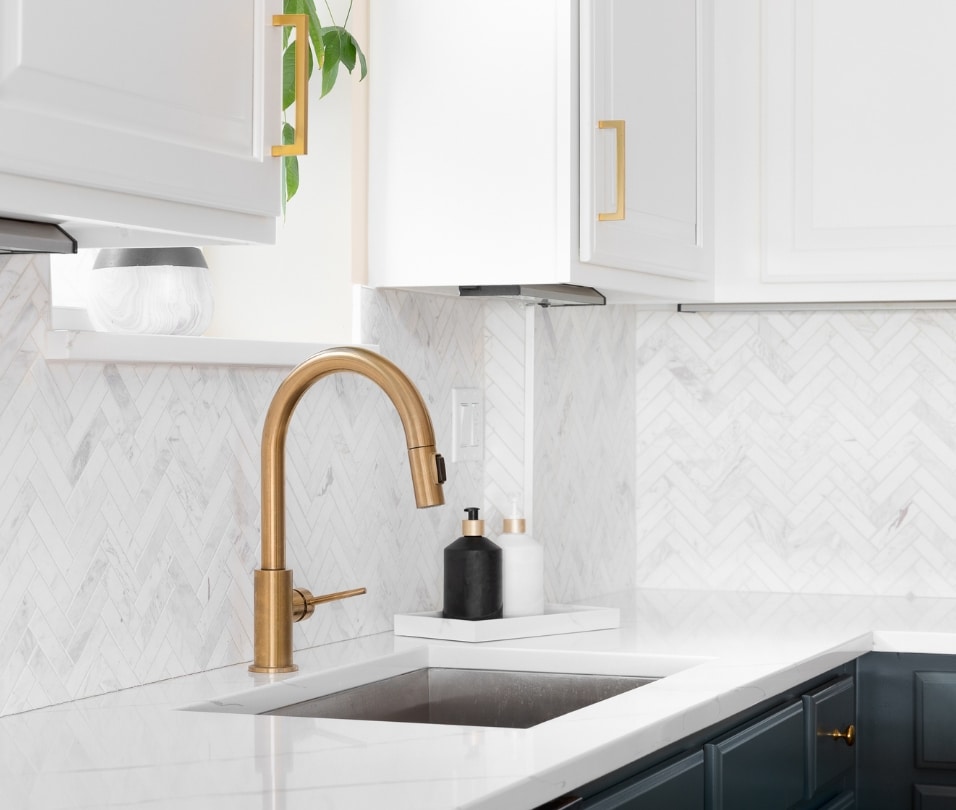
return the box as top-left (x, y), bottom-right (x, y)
top-left (251, 347), bottom-right (446, 674)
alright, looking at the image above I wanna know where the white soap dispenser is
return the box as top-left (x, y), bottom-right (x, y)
top-left (498, 497), bottom-right (544, 617)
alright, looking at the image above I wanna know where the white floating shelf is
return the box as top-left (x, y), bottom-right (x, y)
top-left (43, 330), bottom-right (377, 368)
top-left (394, 604), bottom-right (621, 643)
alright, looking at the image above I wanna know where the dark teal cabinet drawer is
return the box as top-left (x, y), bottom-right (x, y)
top-left (705, 700), bottom-right (805, 810)
top-left (556, 666), bottom-right (856, 810)
top-left (804, 676), bottom-right (856, 797)
top-left (585, 750), bottom-right (704, 809)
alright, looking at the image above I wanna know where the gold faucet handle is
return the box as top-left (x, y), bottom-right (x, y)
top-left (292, 586), bottom-right (367, 622)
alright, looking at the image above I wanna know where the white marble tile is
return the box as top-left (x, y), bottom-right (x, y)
top-left (6, 248), bottom-right (956, 719)
top-left (0, 258), bottom-right (484, 715)
top-left (631, 308), bottom-right (956, 597)
top-left (532, 304), bottom-right (638, 602)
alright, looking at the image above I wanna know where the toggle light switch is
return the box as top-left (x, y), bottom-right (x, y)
top-left (451, 387), bottom-right (482, 462)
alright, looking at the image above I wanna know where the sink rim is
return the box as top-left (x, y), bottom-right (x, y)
top-left (179, 644), bottom-right (715, 726)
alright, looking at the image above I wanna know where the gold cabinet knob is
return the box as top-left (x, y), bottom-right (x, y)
top-left (822, 724), bottom-right (856, 747)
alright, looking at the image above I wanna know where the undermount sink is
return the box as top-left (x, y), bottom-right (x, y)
top-left (183, 645), bottom-right (709, 729)
top-left (264, 667), bottom-right (655, 728)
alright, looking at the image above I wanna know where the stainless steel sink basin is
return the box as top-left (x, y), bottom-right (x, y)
top-left (182, 647), bottom-right (711, 730)
top-left (262, 667), bottom-right (655, 728)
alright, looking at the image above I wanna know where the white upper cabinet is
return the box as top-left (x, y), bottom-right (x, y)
top-left (742, 0), bottom-right (956, 301)
top-left (369, 0), bottom-right (956, 305)
top-left (367, 0), bottom-right (714, 303)
top-left (0, 0), bottom-right (282, 248)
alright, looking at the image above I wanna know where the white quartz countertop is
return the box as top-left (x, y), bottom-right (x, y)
top-left (3, 589), bottom-right (956, 810)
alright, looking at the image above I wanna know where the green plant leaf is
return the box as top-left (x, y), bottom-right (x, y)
top-left (347, 30), bottom-right (367, 79)
top-left (282, 43), bottom-right (297, 110)
top-left (320, 28), bottom-right (343, 97)
top-left (299, 0), bottom-right (326, 68)
top-left (282, 40), bottom-right (316, 110)
top-left (282, 123), bottom-right (300, 203)
top-left (282, 0), bottom-right (306, 47)
top-left (339, 30), bottom-right (356, 72)
top-left (284, 154), bottom-right (300, 202)
top-left (321, 27), bottom-right (367, 83)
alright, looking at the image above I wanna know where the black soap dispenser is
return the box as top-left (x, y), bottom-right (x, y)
top-left (443, 507), bottom-right (503, 620)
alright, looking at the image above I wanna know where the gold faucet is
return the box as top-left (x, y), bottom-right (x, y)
top-left (250, 347), bottom-right (446, 674)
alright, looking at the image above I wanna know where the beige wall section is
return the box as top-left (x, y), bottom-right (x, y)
top-left (205, 0), bottom-right (369, 343)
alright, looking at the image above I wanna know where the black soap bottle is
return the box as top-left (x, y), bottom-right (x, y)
top-left (443, 507), bottom-right (503, 620)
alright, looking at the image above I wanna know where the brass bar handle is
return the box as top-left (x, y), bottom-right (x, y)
top-left (597, 119), bottom-right (626, 221)
top-left (821, 724), bottom-right (856, 747)
top-left (272, 13), bottom-right (309, 157)
top-left (293, 586), bottom-right (366, 622)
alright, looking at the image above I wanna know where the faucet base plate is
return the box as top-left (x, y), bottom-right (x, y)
top-left (249, 664), bottom-right (298, 674)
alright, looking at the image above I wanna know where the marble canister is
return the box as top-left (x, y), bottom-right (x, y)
top-left (88, 247), bottom-right (214, 335)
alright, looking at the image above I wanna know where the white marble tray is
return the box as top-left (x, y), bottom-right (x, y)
top-left (393, 603), bottom-right (620, 642)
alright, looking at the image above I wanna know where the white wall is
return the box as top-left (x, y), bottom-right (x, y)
top-left (203, 0), bottom-right (369, 344)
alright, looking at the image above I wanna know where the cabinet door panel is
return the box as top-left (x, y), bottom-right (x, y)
top-left (581, 0), bottom-right (711, 282)
top-left (586, 750), bottom-right (704, 809)
top-left (705, 700), bottom-right (805, 810)
top-left (804, 676), bottom-right (856, 796)
top-left (0, 0), bottom-right (280, 219)
top-left (858, 653), bottom-right (956, 810)
top-left (915, 672), bottom-right (956, 769)
top-left (763, 0), bottom-right (956, 283)
top-left (915, 785), bottom-right (956, 810)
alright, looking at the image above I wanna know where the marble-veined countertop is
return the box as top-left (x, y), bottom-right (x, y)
top-left (3, 589), bottom-right (956, 810)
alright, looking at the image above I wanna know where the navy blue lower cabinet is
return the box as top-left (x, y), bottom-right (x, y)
top-left (705, 700), bottom-right (806, 810)
top-left (817, 790), bottom-right (855, 809)
top-left (858, 652), bottom-right (956, 809)
top-left (583, 750), bottom-right (705, 809)
top-left (546, 666), bottom-right (856, 810)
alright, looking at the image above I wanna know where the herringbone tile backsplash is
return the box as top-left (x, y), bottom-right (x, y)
top-left (629, 308), bottom-right (956, 597)
top-left (5, 250), bottom-right (956, 716)
top-left (535, 304), bottom-right (956, 599)
top-left (0, 256), bottom-right (482, 715)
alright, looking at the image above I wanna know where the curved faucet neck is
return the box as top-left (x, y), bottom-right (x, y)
top-left (259, 347), bottom-right (445, 571)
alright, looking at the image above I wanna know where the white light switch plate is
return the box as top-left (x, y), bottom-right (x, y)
top-left (451, 387), bottom-right (482, 462)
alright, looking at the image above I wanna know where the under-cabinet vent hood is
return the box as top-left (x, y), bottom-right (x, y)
top-left (0, 217), bottom-right (77, 254)
top-left (459, 284), bottom-right (606, 307)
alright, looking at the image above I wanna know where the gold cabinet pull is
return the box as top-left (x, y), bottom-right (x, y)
top-left (272, 13), bottom-right (309, 157)
top-left (597, 119), bottom-right (626, 221)
top-left (821, 724), bottom-right (856, 747)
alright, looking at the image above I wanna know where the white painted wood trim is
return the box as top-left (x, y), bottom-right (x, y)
top-left (43, 329), bottom-right (377, 367)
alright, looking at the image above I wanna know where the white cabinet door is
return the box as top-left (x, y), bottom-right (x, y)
top-left (0, 0), bottom-right (281, 246)
top-left (367, 0), bottom-right (714, 302)
top-left (581, 0), bottom-right (712, 286)
top-left (761, 0), bottom-right (956, 292)
top-left (368, 0), bottom-right (568, 289)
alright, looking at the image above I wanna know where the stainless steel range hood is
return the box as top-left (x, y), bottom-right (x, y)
top-left (0, 217), bottom-right (77, 254)
top-left (459, 284), bottom-right (606, 307)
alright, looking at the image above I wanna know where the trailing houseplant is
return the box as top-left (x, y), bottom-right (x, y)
top-left (280, 0), bottom-right (367, 204)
